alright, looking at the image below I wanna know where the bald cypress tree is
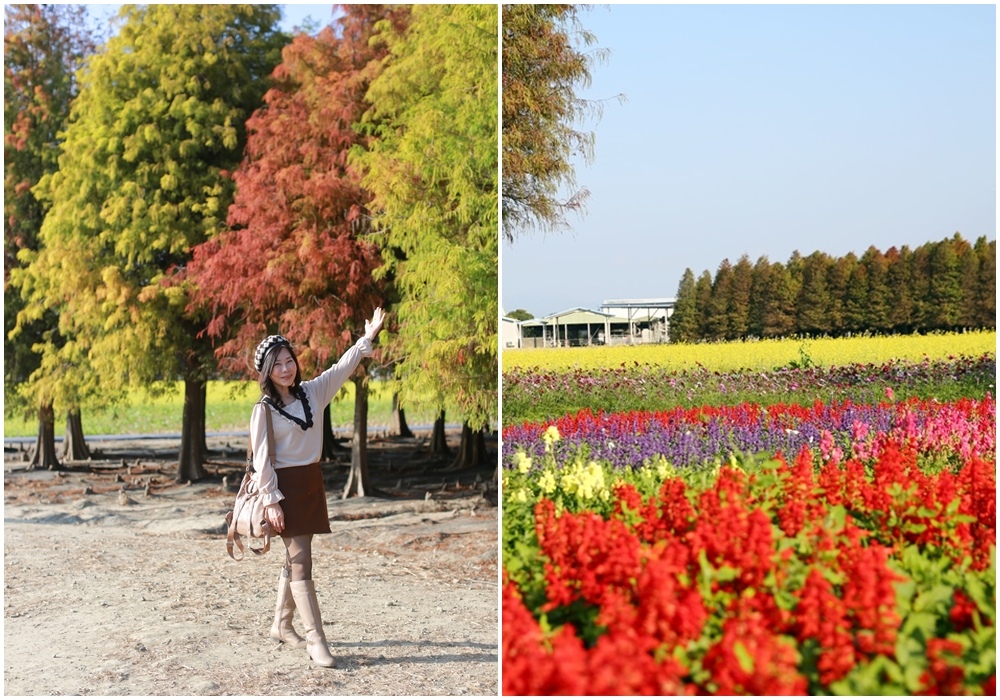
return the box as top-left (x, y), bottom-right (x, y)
top-left (797, 252), bottom-right (831, 336)
top-left (924, 237), bottom-right (963, 330)
top-left (955, 235), bottom-right (980, 328)
top-left (826, 252), bottom-right (856, 335)
top-left (5, 5), bottom-right (96, 468)
top-left (862, 246), bottom-right (892, 333)
top-left (973, 236), bottom-right (996, 328)
top-left (886, 246), bottom-right (914, 333)
top-left (728, 255), bottom-right (754, 340)
top-left (16, 4), bottom-right (286, 481)
top-left (356, 4), bottom-right (498, 467)
top-left (694, 271), bottom-right (713, 340)
top-left (670, 268), bottom-right (699, 343)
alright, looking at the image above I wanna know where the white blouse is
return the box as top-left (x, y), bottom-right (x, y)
top-left (250, 336), bottom-right (372, 506)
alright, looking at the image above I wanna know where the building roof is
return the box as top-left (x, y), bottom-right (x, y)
top-left (602, 297), bottom-right (676, 307)
top-left (516, 308), bottom-right (640, 326)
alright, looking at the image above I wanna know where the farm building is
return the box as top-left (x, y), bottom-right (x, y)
top-left (501, 316), bottom-right (523, 349)
top-left (600, 298), bottom-right (676, 344)
top-left (512, 298), bottom-right (677, 348)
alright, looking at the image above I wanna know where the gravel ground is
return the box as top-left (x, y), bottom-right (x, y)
top-left (3, 436), bottom-right (498, 696)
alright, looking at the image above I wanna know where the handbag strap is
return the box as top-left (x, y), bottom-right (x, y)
top-left (263, 400), bottom-right (276, 470)
top-left (244, 399), bottom-right (277, 474)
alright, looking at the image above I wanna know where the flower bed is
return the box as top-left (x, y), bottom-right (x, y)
top-left (502, 353), bottom-right (996, 425)
top-left (501, 403), bottom-right (997, 695)
top-left (502, 331), bottom-right (997, 372)
top-left (503, 396), bottom-right (996, 474)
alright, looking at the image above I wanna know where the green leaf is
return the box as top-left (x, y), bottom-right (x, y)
top-left (913, 583), bottom-right (955, 613)
top-left (733, 641), bottom-right (755, 674)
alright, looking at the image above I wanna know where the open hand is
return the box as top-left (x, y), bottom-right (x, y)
top-left (364, 307), bottom-right (385, 342)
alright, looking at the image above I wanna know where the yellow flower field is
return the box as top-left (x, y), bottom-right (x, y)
top-left (502, 330), bottom-right (997, 372)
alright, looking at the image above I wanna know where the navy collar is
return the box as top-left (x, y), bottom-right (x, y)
top-left (262, 389), bottom-right (314, 431)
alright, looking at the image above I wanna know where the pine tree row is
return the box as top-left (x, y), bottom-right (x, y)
top-left (670, 233), bottom-right (996, 343)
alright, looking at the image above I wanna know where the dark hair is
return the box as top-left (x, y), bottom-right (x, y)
top-left (258, 342), bottom-right (303, 407)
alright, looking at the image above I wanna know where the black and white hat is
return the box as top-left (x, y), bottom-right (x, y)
top-left (254, 335), bottom-right (291, 373)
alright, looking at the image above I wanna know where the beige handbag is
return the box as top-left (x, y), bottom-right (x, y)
top-left (226, 402), bottom-right (276, 560)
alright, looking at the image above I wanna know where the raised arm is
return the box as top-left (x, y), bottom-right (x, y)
top-left (306, 308), bottom-right (387, 408)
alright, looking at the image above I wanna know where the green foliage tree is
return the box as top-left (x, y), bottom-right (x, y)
top-left (973, 236), bottom-right (996, 328)
top-left (796, 252), bottom-right (830, 336)
top-left (501, 4), bottom-right (617, 241)
top-left (747, 256), bottom-right (770, 338)
top-left (13, 4), bottom-right (286, 480)
top-left (356, 4), bottom-right (498, 467)
top-left (842, 262), bottom-right (869, 332)
top-left (5, 4), bottom-right (96, 468)
top-left (825, 252), bottom-right (856, 335)
top-left (886, 246), bottom-right (915, 333)
top-left (955, 235), bottom-right (980, 328)
top-left (862, 246), bottom-right (892, 332)
top-left (703, 259), bottom-right (733, 341)
top-left (727, 254), bottom-right (753, 340)
top-left (507, 309), bottom-right (535, 322)
top-left (693, 271), bottom-right (714, 339)
top-left (923, 236), bottom-right (963, 330)
top-left (763, 262), bottom-right (799, 338)
top-left (669, 268), bottom-right (699, 343)
top-left (675, 234), bottom-right (994, 342)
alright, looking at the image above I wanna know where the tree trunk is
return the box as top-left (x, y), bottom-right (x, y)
top-left (30, 402), bottom-right (61, 470)
top-left (62, 408), bottom-right (91, 461)
top-left (342, 375), bottom-right (371, 498)
top-left (451, 421), bottom-right (487, 469)
top-left (177, 377), bottom-right (208, 482)
top-left (430, 410), bottom-right (450, 457)
top-left (321, 404), bottom-right (347, 459)
top-left (389, 392), bottom-right (413, 437)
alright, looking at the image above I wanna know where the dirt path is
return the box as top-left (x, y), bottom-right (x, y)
top-left (3, 435), bottom-right (498, 696)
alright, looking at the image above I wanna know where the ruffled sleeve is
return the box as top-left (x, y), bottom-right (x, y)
top-left (249, 402), bottom-right (284, 507)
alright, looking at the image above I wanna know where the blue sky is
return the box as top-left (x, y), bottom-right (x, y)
top-left (501, 3), bottom-right (996, 318)
top-left (277, 3), bottom-right (336, 33)
top-left (83, 4), bottom-right (335, 36)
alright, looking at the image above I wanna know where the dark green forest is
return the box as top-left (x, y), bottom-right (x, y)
top-left (670, 233), bottom-right (996, 343)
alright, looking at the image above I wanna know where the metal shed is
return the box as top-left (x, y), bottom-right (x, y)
top-left (520, 307), bottom-right (625, 348)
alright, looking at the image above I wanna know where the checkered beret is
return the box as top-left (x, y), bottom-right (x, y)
top-left (254, 334), bottom-right (291, 373)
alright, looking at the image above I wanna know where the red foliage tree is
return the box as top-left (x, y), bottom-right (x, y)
top-left (186, 5), bottom-right (408, 493)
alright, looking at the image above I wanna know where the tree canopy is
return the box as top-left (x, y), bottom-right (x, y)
top-left (356, 3), bottom-right (499, 431)
top-left (186, 5), bottom-right (406, 378)
top-left (671, 233), bottom-right (996, 341)
top-left (5, 4), bottom-right (96, 409)
top-left (501, 4), bottom-right (613, 241)
top-left (10, 4), bottom-right (286, 478)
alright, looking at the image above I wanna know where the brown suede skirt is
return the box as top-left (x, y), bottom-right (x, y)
top-left (275, 463), bottom-right (331, 537)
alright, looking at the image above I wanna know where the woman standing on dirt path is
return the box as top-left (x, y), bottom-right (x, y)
top-left (251, 307), bottom-right (385, 668)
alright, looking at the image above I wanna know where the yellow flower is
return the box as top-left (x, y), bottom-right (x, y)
top-left (560, 458), bottom-right (606, 502)
top-left (542, 425), bottom-right (561, 451)
top-left (539, 470), bottom-right (557, 495)
top-left (511, 449), bottom-right (533, 474)
top-left (648, 454), bottom-right (674, 480)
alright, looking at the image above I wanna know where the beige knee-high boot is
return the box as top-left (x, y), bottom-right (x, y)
top-left (289, 580), bottom-right (336, 668)
top-left (270, 567), bottom-right (306, 648)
